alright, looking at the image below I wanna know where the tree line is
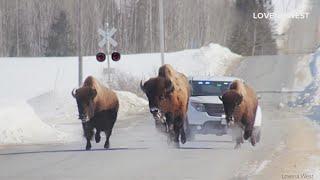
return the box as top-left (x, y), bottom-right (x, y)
top-left (0, 0), bottom-right (277, 57)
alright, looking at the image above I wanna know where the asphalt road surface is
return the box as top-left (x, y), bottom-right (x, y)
top-left (0, 55), bottom-right (318, 180)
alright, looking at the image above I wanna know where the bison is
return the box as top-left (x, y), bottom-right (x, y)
top-left (72, 76), bottom-right (119, 150)
top-left (140, 64), bottom-right (191, 147)
top-left (219, 80), bottom-right (258, 149)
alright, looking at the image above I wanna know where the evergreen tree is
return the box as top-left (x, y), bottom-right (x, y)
top-left (45, 10), bottom-right (75, 56)
top-left (228, 0), bottom-right (277, 56)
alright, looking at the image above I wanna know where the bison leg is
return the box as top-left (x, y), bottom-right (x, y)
top-left (243, 123), bottom-right (254, 140)
top-left (173, 121), bottom-right (183, 148)
top-left (234, 138), bottom-right (242, 149)
top-left (180, 128), bottom-right (186, 144)
top-left (232, 125), bottom-right (243, 149)
top-left (250, 127), bottom-right (261, 146)
top-left (86, 137), bottom-right (92, 150)
top-left (104, 129), bottom-right (112, 149)
top-left (180, 115), bottom-right (189, 144)
top-left (250, 135), bottom-right (256, 146)
top-left (95, 129), bottom-right (101, 143)
top-left (83, 123), bottom-right (93, 150)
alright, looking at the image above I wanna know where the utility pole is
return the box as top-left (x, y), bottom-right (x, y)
top-left (16, 0), bottom-right (19, 56)
top-left (78, 0), bottom-right (83, 86)
top-left (105, 23), bottom-right (111, 82)
top-left (159, 0), bottom-right (165, 65)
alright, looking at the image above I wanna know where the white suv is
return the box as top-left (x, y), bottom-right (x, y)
top-left (187, 76), bottom-right (241, 138)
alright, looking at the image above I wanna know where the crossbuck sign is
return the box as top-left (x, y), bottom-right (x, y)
top-left (98, 27), bottom-right (118, 48)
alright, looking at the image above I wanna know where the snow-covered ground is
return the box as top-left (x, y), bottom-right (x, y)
top-left (0, 101), bottom-right (68, 145)
top-left (272, 0), bottom-right (310, 35)
top-left (0, 43), bottom-right (241, 145)
top-left (293, 47), bottom-right (320, 108)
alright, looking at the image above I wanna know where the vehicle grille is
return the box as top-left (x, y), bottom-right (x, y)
top-left (204, 104), bottom-right (224, 116)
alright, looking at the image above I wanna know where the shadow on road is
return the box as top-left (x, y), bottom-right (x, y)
top-left (191, 140), bottom-right (233, 143)
top-left (0, 147), bottom-right (148, 156)
top-left (179, 146), bottom-right (232, 150)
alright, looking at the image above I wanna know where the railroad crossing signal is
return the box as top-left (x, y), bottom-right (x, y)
top-left (96, 52), bottom-right (106, 62)
top-left (97, 23), bottom-right (121, 82)
top-left (111, 52), bottom-right (121, 61)
top-left (98, 27), bottom-right (118, 48)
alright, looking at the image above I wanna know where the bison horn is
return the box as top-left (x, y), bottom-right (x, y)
top-left (140, 80), bottom-right (145, 92)
top-left (71, 88), bottom-right (77, 98)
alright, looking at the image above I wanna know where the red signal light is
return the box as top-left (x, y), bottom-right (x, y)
top-left (111, 52), bottom-right (121, 61)
top-left (96, 52), bottom-right (106, 62)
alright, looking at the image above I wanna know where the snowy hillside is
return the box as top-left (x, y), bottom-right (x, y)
top-left (0, 43), bottom-right (241, 144)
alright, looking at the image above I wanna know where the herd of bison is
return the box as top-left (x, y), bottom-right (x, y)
top-left (71, 64), bottom-right (259, 150)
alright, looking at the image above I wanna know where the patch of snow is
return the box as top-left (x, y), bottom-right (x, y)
top-left (117, 91), bottom-right (148, 118)
top-left (278, 102), bottom-right (285, 109)
top-left (0, 101), bottom-right (69, 145)
top-left (292, 48), bottom-right (320, 108)
top-left (292, 55), bottom-right (313, 91)
top-left (111, 43), bottom-right (241, 78)
top-left (253, 160), bottom-right (271, 175)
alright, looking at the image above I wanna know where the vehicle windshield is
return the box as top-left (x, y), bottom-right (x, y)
top-left (190, 81), bottom-right (231, 96)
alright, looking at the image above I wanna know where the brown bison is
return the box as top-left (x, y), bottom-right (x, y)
top-left (72, 76), bottom-right (119, 150)
top-left (219, 80), bottom-right (258, 149)
top-left (140, 64), bottom-right (191, 147)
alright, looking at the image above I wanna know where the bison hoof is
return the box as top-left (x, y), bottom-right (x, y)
top-left (244, 132), bottom-right (251, 140)
top-left (86, 145), bottom-right (91, 150)
top-left (104, 142), bottom-right (110, 149)
top-left (250, 136), bottom-right (256, 146)
top-left (95, 134), bottom-right (101, 143)
top-left (181, 136), bottom-right (186, 144)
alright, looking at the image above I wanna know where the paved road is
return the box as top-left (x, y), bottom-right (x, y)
top-left (0, 55), bottom-right (316, 180)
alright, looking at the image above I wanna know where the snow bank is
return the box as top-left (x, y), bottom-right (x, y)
top-left (292, 55), bottom-right (313, 91)
top-left (112, 43), bottom-right (241, 78)
top-left (0, 101), bottom-right (68, 145)
top-left (116, 91), bottom-right (148, 117)
top-left (28, 90), bottom-right (148, 123)
top-left (292, 47), bottom-right (320, 109)
top-left (272, 0), bottom-right (310, 35)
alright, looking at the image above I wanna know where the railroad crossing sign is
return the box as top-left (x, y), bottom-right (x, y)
top-left (98, 27), bottom-right (118, 48)
top-left (97, 23), bottom-right (120, 82)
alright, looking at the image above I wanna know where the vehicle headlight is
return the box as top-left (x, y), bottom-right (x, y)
top-left (190, 102), bottom-right (206, 112)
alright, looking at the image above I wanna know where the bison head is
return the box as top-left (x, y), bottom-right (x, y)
top-left (72, 87), bottom-right (97, 122)
top-left (219, 90), bottom-right (243, 127)
top-left (140, 77), bottom-right (174, 131)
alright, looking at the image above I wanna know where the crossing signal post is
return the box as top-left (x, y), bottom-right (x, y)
top-left (98, 23), bottom-right (119, 82)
